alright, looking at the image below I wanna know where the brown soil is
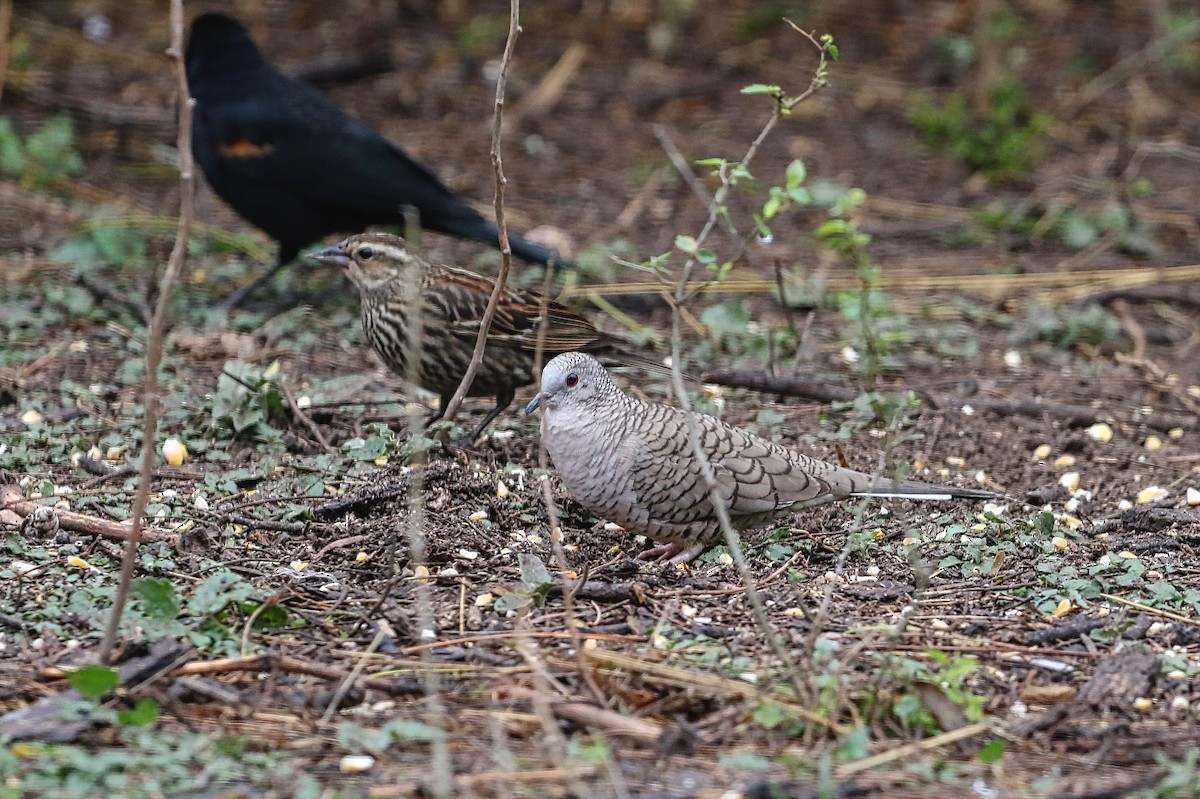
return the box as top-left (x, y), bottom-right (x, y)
top-left (3, 2), bottom-right (1200, 797)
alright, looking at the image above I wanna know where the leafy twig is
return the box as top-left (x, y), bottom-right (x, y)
top-left (664, 27), bottom-right (835, 704)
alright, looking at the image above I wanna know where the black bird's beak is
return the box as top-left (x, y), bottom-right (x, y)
top-left (524, 393), bottom-right (543, 415)
top-left (308, 241), bottom-right (351, 268)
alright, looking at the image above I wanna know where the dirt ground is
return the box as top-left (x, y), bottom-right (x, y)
top-left (3, 1), bottom-right (1200, 797)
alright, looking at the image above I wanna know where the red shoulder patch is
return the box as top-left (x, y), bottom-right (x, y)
top-left (214, 138), bottom-right (274, 158)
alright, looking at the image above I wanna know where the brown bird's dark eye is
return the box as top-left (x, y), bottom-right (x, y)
top-left (358, 247), bottom-right (375, 260)
top-left (565, 373), bottom-right (579, 387)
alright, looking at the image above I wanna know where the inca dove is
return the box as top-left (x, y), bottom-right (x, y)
top-left (526, 352), bottom-right (996, 564)
top-left (313, 233), bottom-right (664, 441)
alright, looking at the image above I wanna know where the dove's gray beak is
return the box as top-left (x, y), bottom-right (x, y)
top-left (308, 242), bottom-right (351, 268)
top-left (524, 393), bottom-right (543, 415)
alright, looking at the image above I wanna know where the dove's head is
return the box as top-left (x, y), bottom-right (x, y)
top-left (309, 233), bottom-right (414, 294)
top-left (525, 352), bottom-right (614, 416)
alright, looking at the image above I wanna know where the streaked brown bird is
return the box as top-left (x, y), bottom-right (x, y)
top-left (312, 233), bottom-right (658, 441)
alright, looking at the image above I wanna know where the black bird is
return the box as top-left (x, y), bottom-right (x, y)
top-left (185, 13), bottom-right (571, 307)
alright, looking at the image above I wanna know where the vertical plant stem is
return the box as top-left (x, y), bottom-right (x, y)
top-left (99, 0), bottom-right (194, 664)
top-left (438, 0), bottom-right (521, 427)
top-left (0, 0), bottom-right (12, 103)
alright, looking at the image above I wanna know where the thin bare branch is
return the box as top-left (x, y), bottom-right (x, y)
top-left (438, 0), bottom-right (523, 428)
top-left (98, 0), bottom-right (194, 664)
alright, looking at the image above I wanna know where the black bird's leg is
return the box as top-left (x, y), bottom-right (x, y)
top-left (218, 258), bottom-right (291, 311)
top-left (463, 393), bottom-right (512, 443)
top-left (427, 395), bottom-right (450, 426)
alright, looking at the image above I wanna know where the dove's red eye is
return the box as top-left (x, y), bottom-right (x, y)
top-left (565, 373), bottom-right (579, 388)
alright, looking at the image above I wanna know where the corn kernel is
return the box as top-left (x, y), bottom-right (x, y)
top-left (1136, 486), bottom-right (1168, 504)
top-left (162, 438), bottom-right (187, 466)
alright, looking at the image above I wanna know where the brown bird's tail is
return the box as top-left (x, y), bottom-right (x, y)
top-left (592, 348), bottom-right (703, 385)
top-left (850, 475), bottom-right (997, 502)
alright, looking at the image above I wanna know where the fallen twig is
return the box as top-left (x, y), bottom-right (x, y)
top-left (504, 41), bottom-right (588, 130)
top-left (279, 377), bottom-right (338, 455)
top-left (584, 648), bottom-right (846, 734)
top-left (314, 480), bottom-right (407, 516)
top-left (1, 485), bottom-right (176, 544)
top-left (498, 684), bottom-right (661, 742)
top-left (549, 580), bottom-right (646, 605)
top-left (702, 368), bottom-right (1199, 432)
top-left (312, 533), bottom-right (373, 562)
top-left (702, 368), bottom-right (858, 403)
top-left (7, 640), bottom-right (190, 742)
top-left (835, 719), bottom-right (994, 778)
top-left (39, 652), bottom-right (431, 697)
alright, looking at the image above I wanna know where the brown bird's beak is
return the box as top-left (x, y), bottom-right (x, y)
top-left (308, 241), bottom-right (351, 268)
top-left (524, 393), bottom-right (543, 415)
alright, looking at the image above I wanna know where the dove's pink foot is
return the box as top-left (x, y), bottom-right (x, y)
top-left (636, 541), bottom-right (707, 566)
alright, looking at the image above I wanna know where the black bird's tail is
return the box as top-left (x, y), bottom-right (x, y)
top-left (431, 210), bottom-right (575, 270)
top-left (507, 230), bottom-right (575, 271)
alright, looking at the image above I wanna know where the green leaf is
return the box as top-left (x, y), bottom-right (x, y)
top-left (518, 553), bottom-right (553, 589)
top-left (674, 235), bottom-right (698, 254)
top-left (67, 664), bottom-right (119, 701)
top-left (249, 603), bottom-right (290, 631)
top-left (814, 219), bottom-right (848, 238)
top-left (701, 300), bottom-right (751, 340)
top-left (1059, 212), bottom-right (1098, 250)
top-left (188, 570), bottom-right (255, 615)
top-left (836, 724), bottom-right (871, 760)
top-left (131, 577), bottom-right (180, 621)
top-left (717, 751), bottom-right (772, 770)
top-left (382, 718), bottom-right (445, 742)
top-left (785, 159), bottom-right (806, 189)
top-left (116, 697), bottom-right (158, 726)
top-left (493, 592), bottom-right (533, 613)
top-left (892, 692), bottom-right (922, 723)
top-left (90, 223), bottom-right (146, 267)
top-left (336, 721), bottom-right (394, 754)
top-left (978, 738), bottom-right (1006, 763)
top-left (740, 84), bottom-right (781, 96)
top-left (0, 117), bottom-right (25, 177)
top-left (787, 187), bottom-right (812, 205)
top-left (762, 193), bottom-right (782, 220)
top-left (751, 703), bottom-right (788, 730)
top-left (1032, 511), bottom-right (1056, 535)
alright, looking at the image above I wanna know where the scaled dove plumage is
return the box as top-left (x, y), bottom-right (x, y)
top-left (526, 352), bottom-right (996, 564)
